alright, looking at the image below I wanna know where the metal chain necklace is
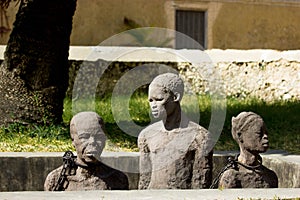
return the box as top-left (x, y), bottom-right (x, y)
top-left (53, 151), bottom-right (77, 191)
top-left (210, 155), bottom-right (239, 189)
top-left (209, 154), bottom-right (263, 189)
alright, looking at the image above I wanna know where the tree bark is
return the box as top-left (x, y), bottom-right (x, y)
top-left (0, 0), bottom-right (77, 125)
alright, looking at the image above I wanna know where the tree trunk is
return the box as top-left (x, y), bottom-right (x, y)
top-left (0, 0), bottom-right (77, 125)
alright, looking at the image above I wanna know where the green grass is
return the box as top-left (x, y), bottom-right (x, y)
top-left (0, 123), bottom-right (74, 152)
top-left (0, 93), bottom-right (299, 153)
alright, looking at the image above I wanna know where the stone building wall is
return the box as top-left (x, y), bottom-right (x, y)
top-left (67, 59), bottom-right (300, 102)
top-left (67, 60), bottom-right (178, 98)
top-left (178, 59), bottom-right (300, 101)
top-left (0, 47), bottom-right (298, 102)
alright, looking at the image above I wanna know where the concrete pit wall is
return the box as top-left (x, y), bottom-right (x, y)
top-left (0, 151), bottom-right (299, 191)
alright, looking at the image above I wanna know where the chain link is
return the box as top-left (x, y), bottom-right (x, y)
top-left (53, 151), bottom-right (77, 191)
top-left (210, 154), bottom-right (263, 189)
top-left (210, 155), bottom-right (239, 189)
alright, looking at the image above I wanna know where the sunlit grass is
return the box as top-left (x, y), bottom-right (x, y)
top-left (0, 123), bottom-right (74, 152)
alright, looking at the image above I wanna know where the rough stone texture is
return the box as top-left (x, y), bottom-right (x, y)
top-left (218, 112), bottom-right (278, 188)
top-left (138, 73), bottom-right (213, 189)
top-left (44, 112), bottom-right (129, 191)
top-left (67, 60), bottom-right (178, 98)
top-left (178, 59), bottom-right (300, 101)
top-left (0, 155), bottom-right (62, 191)
top-left (45, 163), bottom-right (129, 191)
top-left (65, 58), bottom-right (300, 102)
top-left (262, 155), bottom-right (300, 188)
top-left (219, 165), bottom-right (278, 188)
top-left (138, 121), bottom-right (213, 189)
top-left (0, 152), bottom-right (138, 191)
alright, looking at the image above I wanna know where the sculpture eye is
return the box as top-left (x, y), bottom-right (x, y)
top-left (79, 133), bottom-right (90, 140)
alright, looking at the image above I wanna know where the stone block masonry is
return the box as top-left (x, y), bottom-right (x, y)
top-left (67, 47), bottom-right (300, 101)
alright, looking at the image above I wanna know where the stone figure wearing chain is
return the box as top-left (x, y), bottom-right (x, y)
top-left (217, 111), bottom-right (278, 188)
top-left (44, 111), bottom-right (129, 191)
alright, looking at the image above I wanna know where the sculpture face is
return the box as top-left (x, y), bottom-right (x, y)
top-left (242, 119), bottom-right (269, 153)
top-left (72, 129), bottom-right (104, 163)
top-left (70, 112), bottom-right (106, 164)
top-left (148, 84), bottom-right (174, 119)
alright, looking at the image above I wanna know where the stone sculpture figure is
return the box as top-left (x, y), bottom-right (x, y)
top-left (44, 111), bottom-right (129, 191)
top-left (218, 111), bottom-right (278, 188)
top-left (138, 73), bottom-right (213, 189)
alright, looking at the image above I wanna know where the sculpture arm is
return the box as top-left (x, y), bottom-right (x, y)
top-left (43, 167), bottom-right (62, 191)
top-left (138, 133), bottom-right (152, 189)
top-left (192, 149), bottom-right (213, 189)
top-left (218, 169), bottom-right (240, 188)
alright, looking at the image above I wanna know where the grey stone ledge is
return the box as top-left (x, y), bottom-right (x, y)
top-left (0, 188), bottom-right (299, 200)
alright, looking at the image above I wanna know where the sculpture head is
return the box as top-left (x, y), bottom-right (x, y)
top-left (232, 112), bottom-right (269, 153)
top-left (70, 112), bottom-right (107, 165)
top-left (148, 73), bottom-right (184, 119)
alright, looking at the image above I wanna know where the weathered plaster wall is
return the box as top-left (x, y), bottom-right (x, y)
top-left (71, 0), bottom-right (167, 45)
top-left (211, 2), bottom-right (300, 50)
top-left (1, 0), bottom-right (300, 50)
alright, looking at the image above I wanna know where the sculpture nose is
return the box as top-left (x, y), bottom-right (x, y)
top-left (263, 133), bottom-right (268, 140)
top-left (151, 102), bottom-right (157, 109)
top-left (86, 137), bottom-right (98, 147)
top-left (86, 142), bottom-right (98, 153)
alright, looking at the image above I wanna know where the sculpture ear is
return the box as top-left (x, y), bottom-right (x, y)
top-left (173, 92), bottom-right (181, 102)
top-left (237, 132), bottom-right (243, 143)
top-left (231, 116), bottom-right (238, 126)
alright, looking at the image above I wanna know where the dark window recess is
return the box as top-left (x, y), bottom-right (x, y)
top-left (175, 10), bottom-right (206, 49)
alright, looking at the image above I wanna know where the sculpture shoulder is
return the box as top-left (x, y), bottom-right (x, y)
top-left (187, 121), bottom-right (211, 144)
top-left (185, 121), bottom-right (209, 135)
top-left (44, 165), bottom-right (63, 191)
top-left (138, 121), bottom-right (163, 139)
top-left (219, 168), bottom-right (240, 188)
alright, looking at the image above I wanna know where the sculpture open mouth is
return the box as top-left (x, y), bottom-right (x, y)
top-left (85, 152), bottom-right (98, 157)
top-left (262, 142), bottom-right (269, 147)
top-left (152, 110), bottom-right (159, 117)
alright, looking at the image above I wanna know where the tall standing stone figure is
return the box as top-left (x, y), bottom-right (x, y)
top-left (218, 111), bottom-right (278, 188)
top-left (138, 73), bottom-right (213, 189)
top-left (44, 112), bottom-right (129, 191)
